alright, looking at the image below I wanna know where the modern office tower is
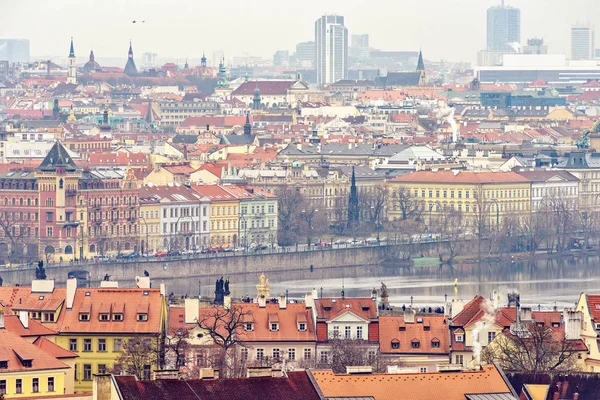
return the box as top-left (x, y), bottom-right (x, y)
top-left (486, 1), bottom-right (521, 53)
top-left (351, 34), bottom-right (369, 48)
top-left (295, 41), bottom-right (315, 67)
top-left (315, 15), bottom-right (348, 86)
top-left (0, 39), bottom-right (30, 63)
top-left (571, 25), bottom-right (595, 60)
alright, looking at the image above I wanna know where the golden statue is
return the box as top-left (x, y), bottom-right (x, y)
top-left (256, 273), bottom-right (270, 298)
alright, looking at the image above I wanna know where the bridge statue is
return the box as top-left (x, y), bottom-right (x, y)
top-left (256, 273), bottom-right (270, 298)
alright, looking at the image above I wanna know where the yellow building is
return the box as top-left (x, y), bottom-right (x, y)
top-left (0, 329), bottom-right (71, 398)
top-left (576, 293), bottom-right (600, 372)
top-left (54, 279), bottom-right (167, 393)
top-left (139, 196), bottom-right (161, 254)
top-left (193, 185), bottom-right (239, 248)
top-left (388, 170), bottom-right (531, 230)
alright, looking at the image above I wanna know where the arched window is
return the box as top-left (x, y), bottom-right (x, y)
top-left (59, 179), bottom-right (63, 189)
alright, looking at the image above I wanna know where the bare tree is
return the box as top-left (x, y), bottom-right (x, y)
top-left (438, 208), bottom-right (466, 264)
top-left (392, 187), bottom-right (422, 221)
top-left (314, 338), bottom-right (382, 373)
top-left (481, 324), bottom-right (580, 373)
top-left (0, 211), bottom-right (35, 264)
top-left (164, 327), bottom-right (192, 370)
top-left (277, 187), bottom-right (306, 246)
top-left (543, 195), bottom-right (575, 254)
top-left (516, 212), bottom-right (549, 258)
top-left (197, 305), bottom-right (253, 378)
top-left (110, 337), bottom-right (160, 380)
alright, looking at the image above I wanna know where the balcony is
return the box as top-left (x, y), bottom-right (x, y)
top-left (93, 219), bottom-right (103, 225)
top-left (63, 220), bottom-right (80, 228)
top-left (65, 189), bottom-right (77, 196)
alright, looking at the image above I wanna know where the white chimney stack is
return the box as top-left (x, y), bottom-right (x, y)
top-left (278, 294), bottom-right (286, 309)
top-left (258, 295), bottom-right (267, 308)
top-left (0, 310), bottom-right (4, 329)
top-left (184, 298), bottom-right (199, 324)
top-left (19, 310), bottom-right (28, 329)
top-left (66, 278), bottom-right (77, 309)
top-left (224, 295), bottom-right (231, 311)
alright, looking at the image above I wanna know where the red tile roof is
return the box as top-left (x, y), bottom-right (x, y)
top-left (379, 315), bottom-right (449, 354)
top-left (0, 329), bottom-right (70, 372)
top-left (390, 170), bottom-right (530, 184)
top-left (180, 116), bottom-right (248, 128)
top-left (311, 364), bottom-right (515, 400)
top-left (58, 288), bottom-right (164, 334)
top-left (315, 298), bottom-right (377, 321)
top-left (3, 314), bottom-right (57, 337)
top-left (33, 336), bottom-right (78, 359)
top-left (586, 295), bottom-right (600, 321)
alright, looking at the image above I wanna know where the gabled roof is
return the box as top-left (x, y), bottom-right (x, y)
top-left (37, 141), bottom-right (79, 172)
top-left (379, 315), bottom-right (449, 354)
top-left (33, 336), bottom-right (78, 359)
top-left (232, 80), bottom-right (306, 96)
top-left (311, 364), bottom-right (516, 400)
top-left (0, 329), bottom-right (70, 372)
top-left (390, 170), bottom-right (530, 184)
top-left (3, 314), bottom-right (57, 337)
top-left (315, 298), bottom-right (377, 321)
top-left (380, 72), bottom-right (422, 87)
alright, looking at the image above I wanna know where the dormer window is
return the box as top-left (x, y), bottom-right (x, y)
top-left (99, 313), bottom-right (110, 321)
top-left (270, 323), bottom-right (279, 332)
top-left (22, 360), bottom-right (32, 368)
top-left (298, 323), bottom-right (306, 332)
top-left (79, 313), bottom-right (90, 321)
top-left (324, 306), bottom-right (331, 311)
top-left (411, 339), bottom-right (420, 349)
top-left (431, 339), bottom-right (440, 348)
top-left (244, 322), bottom-right (254, 332)
top-left (391, 339), bottom-right (400, 349)
top-left (0, 361), bottom-right (7, 369)
top-left (113, 313), bottom-right (123, 321)
top-left (455, 333), bottom-right (464, 343)
top-left (137, 313), bottom-right (148, 322)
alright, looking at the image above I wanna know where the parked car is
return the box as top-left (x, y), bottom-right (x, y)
top-left (167, 249), bottom-right (181, 257)
top-left (254, 245), bottom-right (268, 252)
top-left (94, 255), bottom-right (110, 263)
top-left (316, 241), bottom-right (331, 247)
top-left (333, 239), bottom-right (345, 245)
top-left (233, 247), bottom-right (245, 252)
top-left (154, 251), bottom-right (168, 257)
top-left (365, 237), bottom-right (378, 244)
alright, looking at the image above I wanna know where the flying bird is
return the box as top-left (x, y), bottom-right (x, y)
top-left (132, 20), bottom-right (145, 23)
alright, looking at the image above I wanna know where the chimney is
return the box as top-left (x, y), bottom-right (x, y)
top-left (348, 143), bottom-right (352, 150)
top-left (519, 307), bottom-right (532, 322)
top-left (0, 310), bottom-right (4, 329)
top-left (136, 276), bottom-right (151, 289)
top-left (278, 294), bottom-right (286, 309)
top-left (258, 295), bottom-right (267, 308)
top-left (100, 281), bottom-right (118, 288)
top-left (152, 369), bottom-right (179, 380)
top-left (223, 295), bottom-right (231, 311)
top-left (405, 308), bottom-right (415, 324)
top-left (184, 298), bottom-right (199, 324)
top-left (565, 309), bottom-right (583, 340)
top-left (346, 366), bottom-right (373, 374)
top-left (32, 279), bottom-right (55, 293)
top-left (19, 310), bottom-right (28, 329)
top-left (246, 366), bottom-right (273, 378)
top-left (199, 368), bottom-right (217, 380)
top-left (296, 143), bottom-right (302, 151)
top-left (160, 283), bottom-right (166, 297)
top-left (66, 277), bottom-right (77, 309)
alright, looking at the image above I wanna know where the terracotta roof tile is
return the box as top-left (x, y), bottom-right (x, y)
top-left (315, 298), bottom-right (377, 321)
top-left (310, 364), bottom-right (515, 400)
top-left (379, 315), bottom-right (449, 354)
top-left (33, 336), bottom-right (78, 359)
top-left (58, 288), bottom-right (163, 334)
top-left (3, 314), bottom-right (57, 337)
top-left (0, 329), bottom-right (70, 372)
top-left (391, 170), bottom-right (530, 184)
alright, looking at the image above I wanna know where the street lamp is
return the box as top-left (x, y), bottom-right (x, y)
top-left (238, 212), bottom-right (247, 251)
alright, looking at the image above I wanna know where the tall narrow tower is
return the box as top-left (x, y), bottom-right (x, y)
top-left (67, 37), bottom-right (77, 84)
top-left (315, 15), bottom-right (348, 87)
top-left (124, 40), bottom-right (138, 76)
top-left (253, 84), bottom-right (261, 110)
top-left (347, 166), bottom-right (359, 227)
top-left (416, 49), bottom-right (426, 86)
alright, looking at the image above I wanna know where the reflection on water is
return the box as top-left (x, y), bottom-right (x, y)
top-left (157, 255), bottom-right (600, 308)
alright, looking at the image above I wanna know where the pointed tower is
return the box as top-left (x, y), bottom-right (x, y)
top-left (124, 40), bottom-right (138, 76)
top-left (184, 59), bottom-right (189, 69)
top-left (253, 83), bottom-right (261, 110)
top-left (347, 166), bottom-right (359, 227)
top-left (216, 57), bottom-right (228, 88)
top-left (83, 50), bottom-right (101, 72)
top-left (52, 99), bottom-right (60, 120)
top-left (416, 49), bottom-right (426, 86)
top-left (67, 37), bottom-right (77, 84)
top-left (243, 111), bottom-right (252, 135)
top-left (201, 53), bottom-right (207, 68)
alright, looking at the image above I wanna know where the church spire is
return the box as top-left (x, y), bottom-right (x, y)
top-left (124, 40), bottom-right (138, 77)
top-left (243, 111), bottom-right (252, 135)
top-left (416, 49), bottom-right (426, 86)
top-left (253, 83), bottom-right (261, 110)
top-left (347, 166), bottom-right (359, 227)
top-left (69, 37), bottom-right (75, 58)
top-left (128, 40), bottom-right (134, 58)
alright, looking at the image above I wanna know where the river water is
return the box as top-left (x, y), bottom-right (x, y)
top-left (158, 255), bottom-right (600, 309)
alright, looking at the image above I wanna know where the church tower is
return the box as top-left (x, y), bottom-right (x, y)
top-left (416, 49), bottom-right (426, 86)
top-left (67, 37), bottom-right (77, 84)
top-left (347, 166), bottom-right (359, 227)
top-left (253, 83), bottom-right (261, 110)
top-left (243, 111), bottom-right (252, 135)
top-left (124, 40), bottom-right (138, 76)
top-left (201, 53), bottom-right (207, 68)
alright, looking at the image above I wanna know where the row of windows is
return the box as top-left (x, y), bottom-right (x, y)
top-left (212, 206), bottom-right (238, 216)
top-left (163, 206), bottom-right (207, 219)
top-left (240, 204), bottom-right (276, 215)
top-left (0, 377), bottom-right (53, 395)
top-left (69, 338), bottom-right (123, 352)
top-left (332, 325), bottom-right (364, 339)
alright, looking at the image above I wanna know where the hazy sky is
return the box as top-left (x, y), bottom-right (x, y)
top-left (1, 0), bottom-right (598, 63)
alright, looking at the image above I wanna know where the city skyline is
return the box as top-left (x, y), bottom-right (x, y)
top-left (1, 0), bottom-right (598, 63)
